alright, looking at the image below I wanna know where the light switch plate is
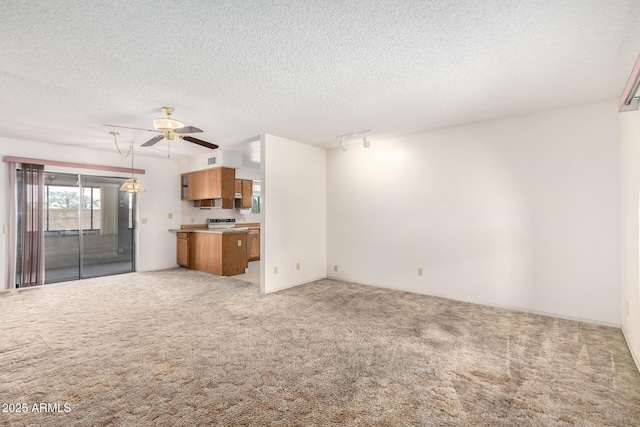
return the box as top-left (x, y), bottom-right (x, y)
top-left (237, 240), bottom-right (242, 247)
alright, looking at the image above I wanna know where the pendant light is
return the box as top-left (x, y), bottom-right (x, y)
top-left (111, 132), bottom-right (146, 193)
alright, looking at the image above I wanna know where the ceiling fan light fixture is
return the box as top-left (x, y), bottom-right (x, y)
top-left (106, 107), bottom-right (217, 152)
top-left (152, 117), bottom-right (184, 130)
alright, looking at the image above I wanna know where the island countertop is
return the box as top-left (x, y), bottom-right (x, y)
top-left (169, 227), bottom-right (249, 234)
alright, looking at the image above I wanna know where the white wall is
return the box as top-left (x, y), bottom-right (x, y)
top-left (262, 134), bottom-right (326, 293)
top-left (620, 108), bottom-right (640, 369)
top-left (327, 100), bottom-right (621, 325)
top-left (0, 137), bottom-right (181, 288)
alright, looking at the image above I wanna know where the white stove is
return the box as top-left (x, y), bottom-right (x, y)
top-left (206, 218), bottom-right (237, 230)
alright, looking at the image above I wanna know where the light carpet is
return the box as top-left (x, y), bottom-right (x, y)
top-left (1, 268), bottom-right (639, 426)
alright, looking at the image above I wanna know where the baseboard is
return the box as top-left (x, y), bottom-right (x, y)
top-left (621, 325), bottom-right (640, 373)
top-left (264, 275), bottom-right (327, 294)
top-left (324, 275), bottom-right (620, 328)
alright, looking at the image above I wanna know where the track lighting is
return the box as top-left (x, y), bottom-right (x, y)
top-left (337, 129), bottom-right (372, 151)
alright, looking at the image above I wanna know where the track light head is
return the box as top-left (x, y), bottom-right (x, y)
top-left (337, 130), bottom-right (371, 151)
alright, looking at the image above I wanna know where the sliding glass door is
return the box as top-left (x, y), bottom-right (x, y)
top-left (78, 175), bottom-right (135, 279)
top-left (42, 173), bottom-right (81, 283)
top-left (16, 171), bottom-right (136, 286)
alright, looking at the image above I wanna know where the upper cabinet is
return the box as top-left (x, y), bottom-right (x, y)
top-left (234, 179), bottom-right (253, 209)
top-left (181, 167), bottom-right (236, 208)
top-left (181, 174), bottom-right (190, 200)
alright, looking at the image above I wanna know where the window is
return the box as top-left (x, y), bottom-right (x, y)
top-left (250, 196), bottom-right (261, 214)
top-left (44, 184), bottom-right (101, 231)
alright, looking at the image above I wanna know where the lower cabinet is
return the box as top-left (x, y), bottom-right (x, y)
top-left (177, 231), bottom-right (249, 275)
top-left (176, 232), bottom-right (191, 267)
top-left (248, 229), bottom-right (260, 261)
top-left (190, 232), bottom-right (248, 276)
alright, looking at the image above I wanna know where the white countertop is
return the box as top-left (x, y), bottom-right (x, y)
top-left (169, 227), bottom-right (249, 234)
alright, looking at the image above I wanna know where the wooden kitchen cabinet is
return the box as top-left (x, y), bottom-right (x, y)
top-left (234, 179), bottom-right (253, 209)
top-left (176, 232), bottom-right (191, 267)
top-left (190, 231), bottom-right (248, 276)
top-left (241, 180), bottom-right (253, 209)
top-left (180, 174), bottom-right (190, 200)
top-left (193, 198), bottom-right (234, 209)
top-left (248, 229), bottom-right (260, 261)
top-left (181, 167), bottom-right (235, 207)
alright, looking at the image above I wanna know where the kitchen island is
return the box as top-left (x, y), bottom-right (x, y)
top-left (171, 227), bottom-right (249, 276)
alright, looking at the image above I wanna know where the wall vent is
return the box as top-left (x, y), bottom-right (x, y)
top-left (208, 156), bottom-right (217, 165)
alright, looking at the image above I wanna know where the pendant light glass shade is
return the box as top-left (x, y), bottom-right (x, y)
top-left (119, 177), bottom-right (147, 193)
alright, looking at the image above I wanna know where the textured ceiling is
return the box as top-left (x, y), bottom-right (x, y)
top-left (1, 0), bottom-right (639, 159)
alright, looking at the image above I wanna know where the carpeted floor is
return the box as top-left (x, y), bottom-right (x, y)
top-left (1, 268), bottom-right (639, 426)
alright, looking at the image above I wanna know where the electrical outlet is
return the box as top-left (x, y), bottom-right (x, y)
top-left (333, 265), bottom-right (338, 272)
top-left (296, 262), bottom-right (300, 270)
top-left (141, 218), bottom-right (148, 224)
top-left (168, 213), bottom-right (173, 219)
top-left (237, 240), bottom-right (242, 247)
top-left (418, 267), bottom-right (423, 277)
top-left (274, 266), bottom-right (278, 275)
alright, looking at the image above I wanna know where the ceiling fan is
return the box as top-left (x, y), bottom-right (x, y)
top-left (104, 107), bottom-right (219, 150)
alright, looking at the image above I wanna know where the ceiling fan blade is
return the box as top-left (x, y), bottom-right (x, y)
top-left (104, 124), bottom-right (158, 132)
top-left (181, 135), bottom-right (219, 150)
top-left (175, 126), bottom-right (203, 134)
top-left (141, 135), bottom-right (165, 147)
